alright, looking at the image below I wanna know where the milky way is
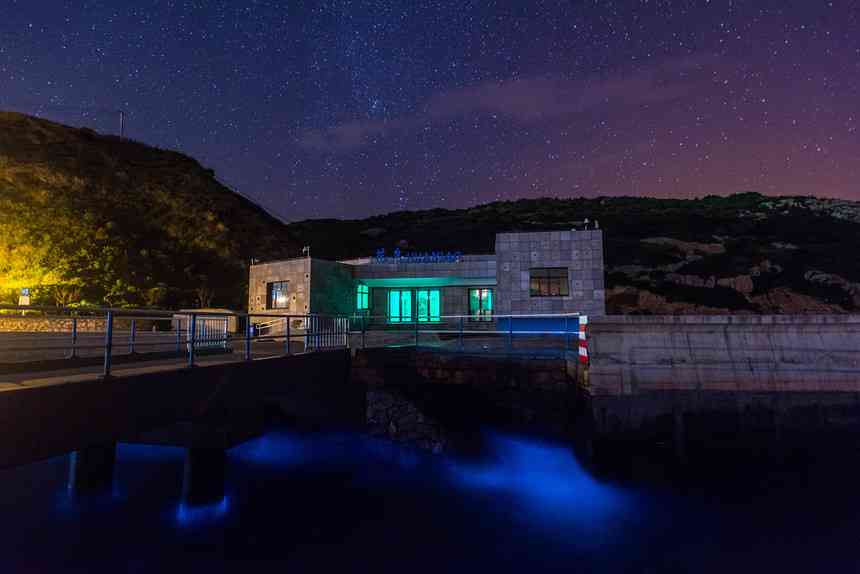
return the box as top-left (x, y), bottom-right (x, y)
top-left (1, 1), bottom-right (857, 221)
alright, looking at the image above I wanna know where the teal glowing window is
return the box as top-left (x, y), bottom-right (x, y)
top-left (416, 289), bottom-right (441, 322)
top-left (356, 284), bottom-right (369, 311)
top-left (468, 288), bottom-right (493, 321)
top-left (388, 290), bottom-right (412, 323)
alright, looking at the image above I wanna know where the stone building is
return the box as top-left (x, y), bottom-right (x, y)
top-left (247, 228), bottom-right (605, 331)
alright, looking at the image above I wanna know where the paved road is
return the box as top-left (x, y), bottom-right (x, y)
top-left (0, 340), bottom-right (302, 389)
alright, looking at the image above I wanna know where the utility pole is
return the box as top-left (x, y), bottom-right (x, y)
top-left (119, 110), bottom-right (125, 138)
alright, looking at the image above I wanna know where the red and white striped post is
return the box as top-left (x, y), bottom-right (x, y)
top-left (578, 315), bottom-right (589, 365)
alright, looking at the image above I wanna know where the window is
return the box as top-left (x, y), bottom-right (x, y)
top-left (387, 289), bottom-right (441, 322)
top-left (388, 290), bottom-right (412, 323)
top-left (266, 281), bottom-right (289, 309)
top-left (529, 268), bottom-right (569, 297)
top-left (468, 288), bottom-right (493, 321)
top-left (356, 284), bottom-right (369, 312)
top-left (416, 289), bottom-right (441, 322)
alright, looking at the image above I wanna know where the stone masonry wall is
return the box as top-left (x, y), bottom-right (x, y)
top-left (248, 257), bottom-right (311, 318)
top-left (0, 316), bottom-right (150, 333)
top-left (353, 348), bottom-right (589, 453)
top-left (494, 230), bottom-right (606, 317)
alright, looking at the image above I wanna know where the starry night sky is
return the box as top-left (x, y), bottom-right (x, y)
top-left (1, 1), bottom-right (858, 221)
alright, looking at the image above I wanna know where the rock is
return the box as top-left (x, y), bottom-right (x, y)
top-left (804, 270), bottom-right (860, 306)
top-left (641, 237), bottom-right (726, 256)
top-left (716, 275), bottom-right (755, 294)
top-left (770, 242), bottom-right (798, 250)
top-left (359, 227), bottom-right (386, 238)
top-left (750, 287), bottom-right (847, 313)
top-left (665, 273), bottom-right (717, 288)
top-left (606, 286), bottom-right (736, 315)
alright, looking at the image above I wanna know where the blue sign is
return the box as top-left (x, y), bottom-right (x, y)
top-left (375, 248), bottom-right (462, 264)
top-left (20, 288), bottom-right (29, 296)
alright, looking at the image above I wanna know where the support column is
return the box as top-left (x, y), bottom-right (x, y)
top-left (68, 443), bottom-right (116, 497)
top-left (182, 447), bottom-right (226, 507)
top-left (672, 406), bottom-right (688, 466)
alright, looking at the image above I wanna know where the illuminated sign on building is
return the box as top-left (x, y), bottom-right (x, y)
top-left (375, 248), bottom-right (463, 264)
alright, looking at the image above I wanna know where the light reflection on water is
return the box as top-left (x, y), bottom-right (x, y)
top-left (445, 434), bottom-right (625, 519)
top-left (176, 496), bottom-right (230, 526)
top-left (2, 428), bottom-right (857, 571)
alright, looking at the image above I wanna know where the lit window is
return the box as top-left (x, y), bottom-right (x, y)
top-left (356, 284), bottom-right (369, 311)
top-left (388, 290), bottom-right (412, 323)
top-left (529, 268), bottom-right (569, 297)
top-left (416, 289), bottom-right (441, 322)
top-left (468, 288), bottom-right (493, 321)
top-left (266, 281), bottom-right (289, 309)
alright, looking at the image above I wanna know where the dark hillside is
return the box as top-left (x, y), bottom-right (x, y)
top-left (287, 194), bottom-right (860, 314)
top-left (0, 112), bottom-right (299, 308)
top-left (3, 112), bottom-right (859, 314)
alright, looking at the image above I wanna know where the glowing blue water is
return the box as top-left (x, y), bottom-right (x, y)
top-left (1, 429), bottom-right (858, 571)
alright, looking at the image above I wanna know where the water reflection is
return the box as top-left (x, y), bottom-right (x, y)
top-left (1, 428), bottom-right (857, 571)
top-left (447, 433), bottom-right (625, 521)
top-left (176, 496), bottom-right (230, 526)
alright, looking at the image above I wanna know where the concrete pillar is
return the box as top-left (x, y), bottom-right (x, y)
top-left (68, 443), bottom-right (116, 497)
top-left (182, 447), bottom-right (226, 507)
top-left (672, 406), bottom-right (688, 466)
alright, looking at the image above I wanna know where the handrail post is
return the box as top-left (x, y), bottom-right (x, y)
top-left (70, 315), bottom-right (78, 359)
top-left (129, 319), bottom-right (136, 354)
top-left (188, 313), bottom-right (197, 368)
top-left (362, 314), bottom-right (367, 349)
top-left (245, 314), bottom-right (252, 361)
top-left (414, 316), bottom-right (419, 348)
top-left (102, 311), bottom-right (114, 378)
top-left (564, 316), bottom-right (570, 356)
top-left (459, 315), bottom-right (464, 352)
top-left (175, 317), bottom-right (181, 355)
top-left (285, 315), bottom-right (291, 355)
top-left (508, 316), bottom-right (513, 352)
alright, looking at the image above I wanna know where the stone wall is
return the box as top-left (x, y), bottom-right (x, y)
top-left (494, 229), bottom-right (606, 317)
top-left (248, 257), bottom-right (311, 321)
top-left (353, 348), bottom-right (590, 454)
top-left (0, 316), bottom-right (153, 333)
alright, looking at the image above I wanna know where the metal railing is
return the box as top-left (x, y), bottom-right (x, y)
top-left (0, 305), bottom-right (352, 378)
top-left (0, 305), bottom-right (586, 377)
top-left (347, 312), bottom-right (584, 355)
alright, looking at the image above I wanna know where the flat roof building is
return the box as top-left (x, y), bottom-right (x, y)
top-left (248, 228), bottom-right (605, 328)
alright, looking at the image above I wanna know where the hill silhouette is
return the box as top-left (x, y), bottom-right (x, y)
top-left (0, 111), bottom-right (298, 308)
top-left (2, 112), bottom-right (859, 313)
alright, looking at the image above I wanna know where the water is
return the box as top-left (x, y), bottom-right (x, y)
top-left (1, 430), bottom-right (858, 572)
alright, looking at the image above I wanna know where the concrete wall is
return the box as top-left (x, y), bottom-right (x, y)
top-left (310, 259), bottom-right (355, 315)
top-left (248, 257), bottom-right (311, 315)
top-left (352, 254), bottom-right (496, 282)
top-left (0, 351), bottom-right (360, 469)
top-left (588, 314), bottom-right (860, 395)
top-left (494, 230), bottom-right (606, 317)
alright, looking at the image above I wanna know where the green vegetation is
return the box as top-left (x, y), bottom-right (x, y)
top-left (0, 112), bottom-right (297, 308)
